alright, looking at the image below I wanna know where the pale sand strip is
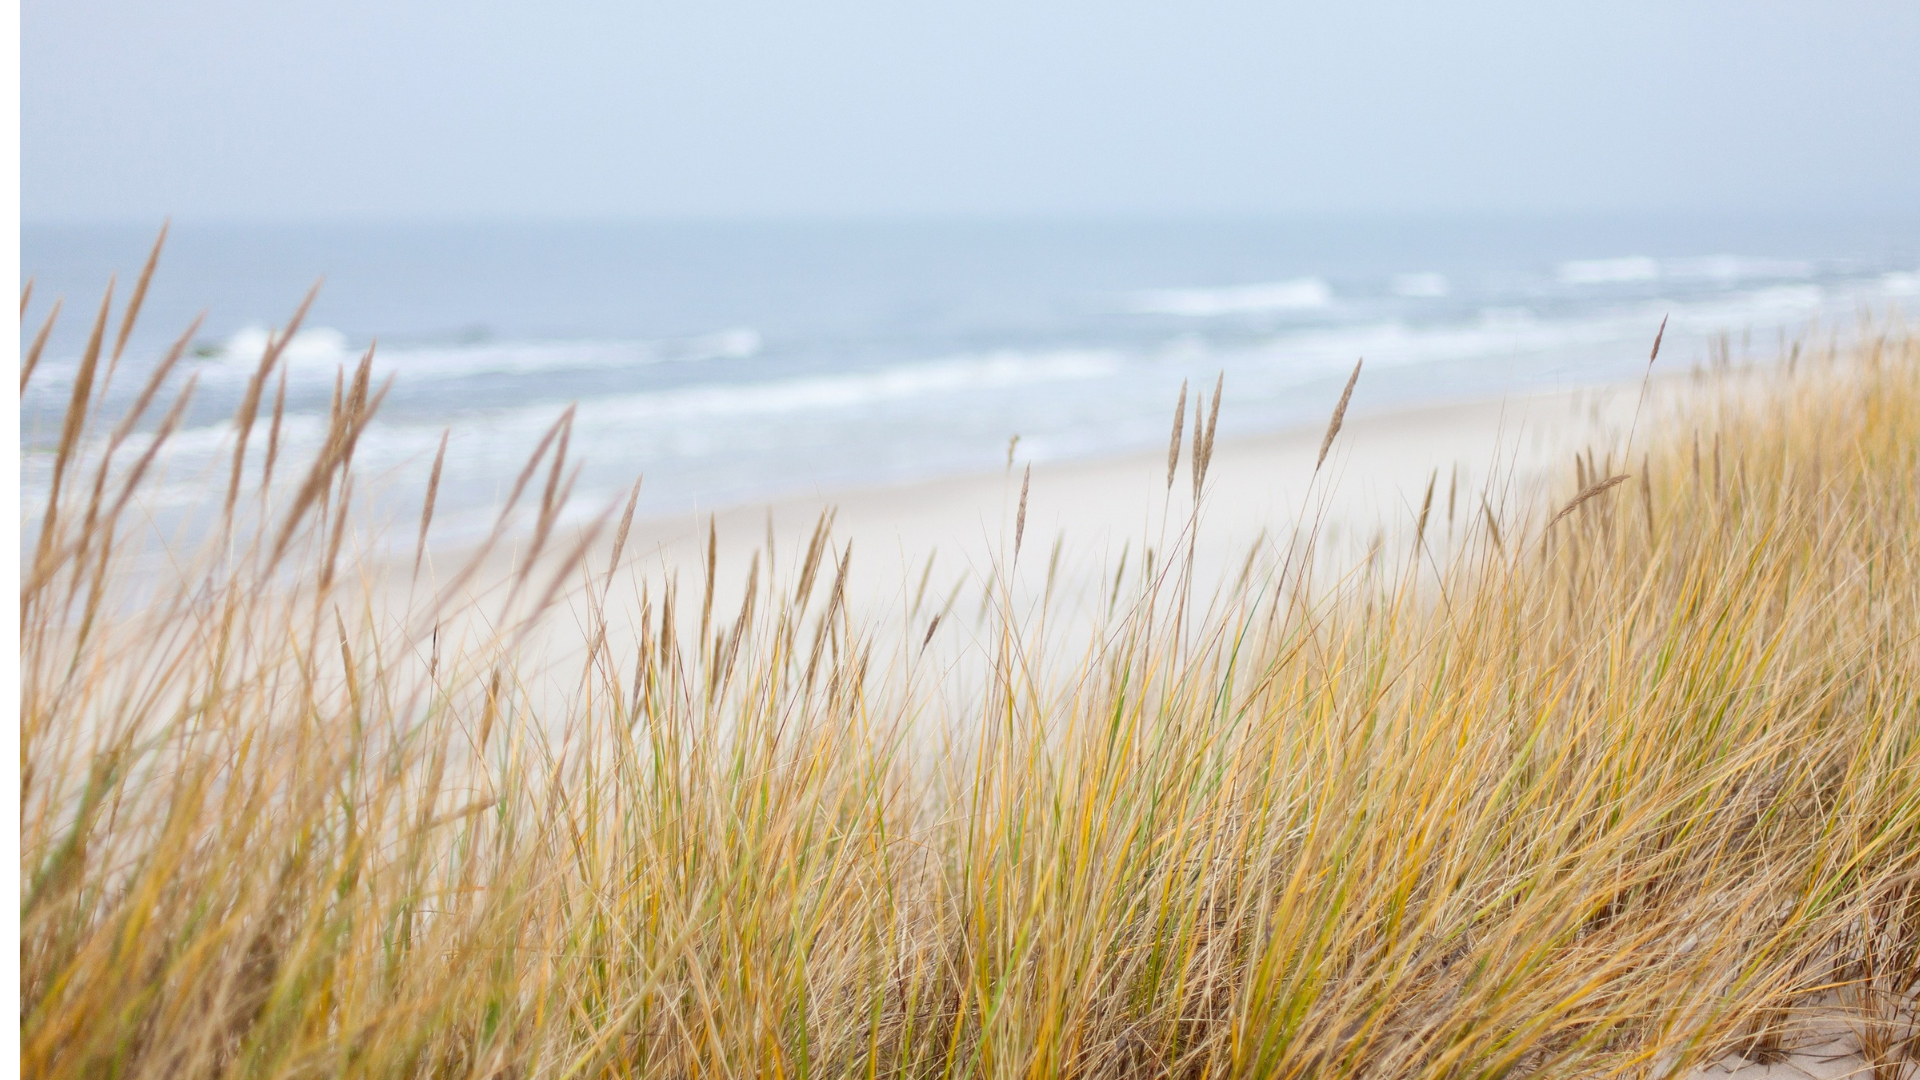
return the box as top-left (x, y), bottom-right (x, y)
top-left (597, 379), bottom-right (1652, 619)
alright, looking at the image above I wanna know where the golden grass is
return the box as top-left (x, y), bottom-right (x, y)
top-left (19, 251), bottom-right (1920, 1079)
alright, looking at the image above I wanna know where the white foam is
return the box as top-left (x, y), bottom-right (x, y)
top-left (1391, 273), bottom-right (1450, 298)
top-left (1675, 285), bottom-right (1825, 325)
top-left (1558, 257), bottom-right (1661, 285)
top-left (568, 349), bottom-right (1121, 424)
top-left (195, 326), bottom-right (765, 387)
top-left (1244, 314), bottom-right (1618, 377)
top-left (692, 327), bottom-right (763, 359)
top-left (1132, 278), bottom-right (1334, 316)
top-left (1882, 271), bottom-right (1920, 297)
top-left (62, 348), bottom-right (1123, 497)
top-left (219, 325), bottom-right (353, 364)
top-left (1665, 255), bottom-right (1814, 282)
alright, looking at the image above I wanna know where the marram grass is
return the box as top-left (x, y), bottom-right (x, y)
top-left (20, 257), bottom-right (1920, 1079)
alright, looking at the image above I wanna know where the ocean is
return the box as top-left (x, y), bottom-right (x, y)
top-left (21, 214), bottom-right (1920, 543)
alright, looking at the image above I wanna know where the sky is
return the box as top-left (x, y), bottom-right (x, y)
top-left (21, 0), bottom-right (1920, 222)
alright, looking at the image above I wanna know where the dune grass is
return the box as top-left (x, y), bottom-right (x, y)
top-left (19, 257), bottom-right (1920, 1079)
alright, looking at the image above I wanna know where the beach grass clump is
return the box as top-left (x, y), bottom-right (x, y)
top-left (19, 259), bottom-right (1920, 1080)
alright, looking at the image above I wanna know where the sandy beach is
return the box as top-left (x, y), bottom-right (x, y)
top-left (489, 375), bottom-right (1662, 641)
top-left (379, 371), bottom-right (1671, 725)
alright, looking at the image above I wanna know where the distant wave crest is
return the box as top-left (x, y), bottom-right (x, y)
top-left (208, 325), bottom-right (763, 383)
top-left (1558, 255), bottom-right (1815, 287)
top-left (1131, 278), bottom-right (1334, 316)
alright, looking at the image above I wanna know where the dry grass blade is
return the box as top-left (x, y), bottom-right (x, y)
top-left (1317, 357), bottom-right (1363, 471)
top-left (107, 221), bottom-right (169, 376)
top-left (506, 407), bottom-right (574, 516)
top-left (1166, 379), bottom-right (1187, 490)
top-left (72, 375), bottom-right (201, 582)
top-left (414, 431), bottom-right (450, 578)
top-left (262, 363), bottom-right (290, 499)
top-left (337, 348), bottom-right (380, 469)
top-left (508, 503), bottom-right (618, 655)
top-left (105, 314), bottom-right (202, 449)
top-left (21, 373), bottom-right (202, 605)
top-left (514, 461), bottom-right (580, 601)
top-left (539, 410), bottom-right (574, 528)
top-left (225, 283), bottom-right (322, 519)
top-left (1547, 473), bottom-right (1631, 531)
top-left (1415, 468), bottom-right (1437, 549)
top-left (910, 549), bottom-right (937, 618)
top-left (701, 516), bottom-right (718, 650)
top-left (266, 360), bottom-right (383, 570)
top-left (1626, 314), bottom-right (1670, 455)
top-left (1015, 464), bottom-right (1031, 557)
top-left (794, 508), bottom-right (835, 608)
top-left (1640, 455), bottom-right (1656, 544)
top-left (51, 281), bottom-right (115, 481)
top-left (804, 542), bottom-right (853, 688)
top-left (606, 478), bottom-right (643, 582)
top-left (416, 407), bottom-right (574, 617)
top-left (68, 315), bottom-right (204, 581)
top-left (21, 297), bottom-right (63, 392)
top-left (1202, 371), bottom-right (1223, 477)
top-left (714, 553), bottom-right (760, 695)
top-left (32, 280), bottom-right (115, 586)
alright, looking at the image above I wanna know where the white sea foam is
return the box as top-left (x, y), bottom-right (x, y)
top-left (1242, 314), bottom-right (1622, 377)
top-left (49, 348), bottom-right (1123, 498)
top-left (192, 326), bottom-right (766, 387)
top-left (1555, 255), bottom-right (1813, 288)
top-left (1391, 273), bottom-right (1449, 298)
top-left (565, 349), bottom-right (1121, 423)
top-left (1558, 257), bottom-right (1661, 285)
top-left (1132, 278), bottom-right (1334, 316)
top-left (1883, 271), bottom-right (1920, 297)
top-left (1664, 255), bottom-right (1814, 282)
top-left (218, 325), bottom-right (353, 364)
top-left (1673, 285), bottom-right (1825, 326)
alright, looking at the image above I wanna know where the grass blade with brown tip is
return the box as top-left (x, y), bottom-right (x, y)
top-left (1317, 358), bottom-right (1362, 472)
top-left (414, 431), bottom-right (450, 578)
top-left (1166, 380), bottom-right (1187, 491)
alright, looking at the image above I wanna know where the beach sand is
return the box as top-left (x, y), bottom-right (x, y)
top-left (570, 378), bottom-right (1656, 625)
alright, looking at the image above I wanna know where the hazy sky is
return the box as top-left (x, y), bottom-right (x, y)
top-left (23, 0), bottom-right (1920, 221)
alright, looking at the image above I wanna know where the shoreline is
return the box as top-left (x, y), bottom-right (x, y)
top-left (572, 374), bottom-right (1665, 613)
top-left (393, 368), bottom-right (1689, 686)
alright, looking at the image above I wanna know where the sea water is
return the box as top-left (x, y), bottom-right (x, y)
top-left (21, 215), bottom-right (1920, 543)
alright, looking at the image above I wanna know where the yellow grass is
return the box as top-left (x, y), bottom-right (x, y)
top-left (19, 251), bottom-right (1920, 1079)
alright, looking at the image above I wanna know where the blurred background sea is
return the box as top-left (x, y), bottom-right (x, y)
top-left (21, 214), bottom-right (1920, 542)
